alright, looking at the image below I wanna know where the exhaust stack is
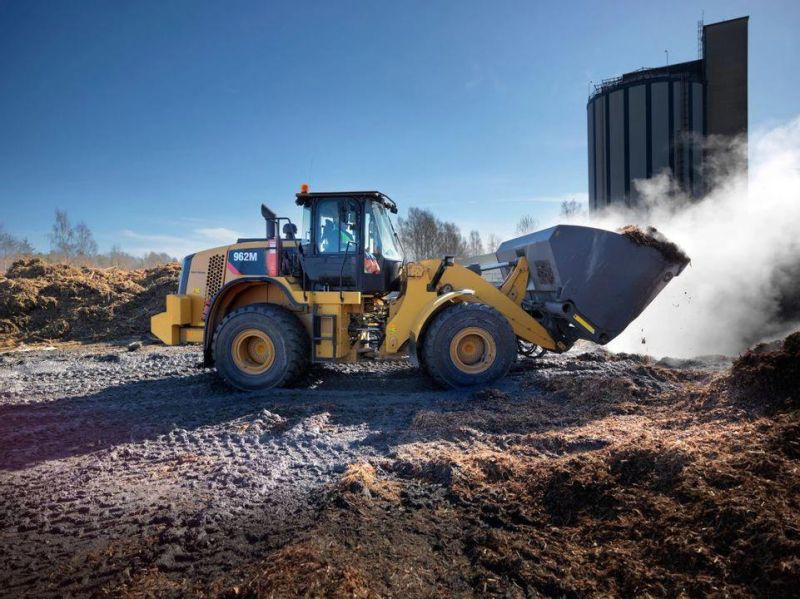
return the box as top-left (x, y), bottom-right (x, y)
top-left (261, 204), bottom-right (277, 239)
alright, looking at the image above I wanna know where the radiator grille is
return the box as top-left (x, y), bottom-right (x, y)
top-left (207, 254), bottom-right (225, 298)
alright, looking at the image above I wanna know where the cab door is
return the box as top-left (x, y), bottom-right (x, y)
top-left (302, 197), bottom-right (362, 289)
top-left (360, 200), bottom-right (404, 293)
top-left (361, 203), bottom-right (386, 293)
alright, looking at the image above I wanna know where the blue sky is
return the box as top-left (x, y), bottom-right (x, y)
top-left (0, 0), bottom-right (798, 257)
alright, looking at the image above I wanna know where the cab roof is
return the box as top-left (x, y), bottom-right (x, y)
top-left (294, 190), bottom-right (398, 213)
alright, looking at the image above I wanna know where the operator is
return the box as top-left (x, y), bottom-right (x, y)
top-left (320, 219), bottom-right (356, 253)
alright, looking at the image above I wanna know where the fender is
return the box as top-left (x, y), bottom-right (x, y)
top-left (202, 277), bottom-right (302, 364)
top-left (409, 289), bottom-right (475, 346)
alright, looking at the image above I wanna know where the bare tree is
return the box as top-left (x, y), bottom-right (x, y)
top-left (48, 210), bottom-right (98, 263)
top-left (50, 210), bottom-right (76, 261)
top-left (560, 199), bottom-right (586, 219)
top-left (438, 222), bottom-right (467, 258)
top-left (486, 233), bottom-right (501, 253)
top-left (111, 246), bottom-right (139, 269)
top-left (515, 214), bottom-right (539, 235)
top-left (467, 230), bottom-right (484, 257)
top-left (397, 207), bottom-right (468, 260)
top-left (142, 251), bottom-right (176, 268)
top-left (74, 222), bottom-right (98, 259)
top-left (397, 208), bottom-right (440, 261)
top-left (0, 224), bottom-right (34, 272)
top-left (93, 246), bottom-right (176, 269)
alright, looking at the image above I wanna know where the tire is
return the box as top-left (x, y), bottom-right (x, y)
top-left (212, 304), bottom-right (310, 391)
top-left (420, 302), bottom-right (516, 388)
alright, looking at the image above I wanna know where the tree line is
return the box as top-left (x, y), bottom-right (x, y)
top-left (0, 210), bottom-right (176, 273)
top-left (396, 199), bottom-right (584, 261)
top-left (2, 199), bottom-right (586, 272)
top-left (396, 207), bottom-right (519, 261)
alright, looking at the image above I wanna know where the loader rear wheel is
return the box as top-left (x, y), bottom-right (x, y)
top-left (421, 303), bottom-right (516, 388)
top-left (213, 304), bottom-right (309, 391)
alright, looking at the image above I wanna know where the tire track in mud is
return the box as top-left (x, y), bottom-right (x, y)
top-left (0, 342), bottom-right (708, 597)
top-left (0, 344), bottom-right (483, 597)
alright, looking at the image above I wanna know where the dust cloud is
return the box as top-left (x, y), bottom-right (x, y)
top-left (575, 116), bottom-right (800, 358)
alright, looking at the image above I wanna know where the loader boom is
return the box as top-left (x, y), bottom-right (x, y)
top-left (382, 257), bottom-right (558, 355)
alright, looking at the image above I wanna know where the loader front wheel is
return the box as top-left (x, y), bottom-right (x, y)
top-left (213, 304), bottom-right (309, 391)
top-left (421, 302), bottom-right (516, 388)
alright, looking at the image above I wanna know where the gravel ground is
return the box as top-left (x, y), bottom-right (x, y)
top-left (0, 342), bottom-right (527, 598)
top-left (0, 342), bottom-right (739, 598)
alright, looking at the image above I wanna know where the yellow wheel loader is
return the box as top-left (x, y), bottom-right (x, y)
top-left (151, 188), bottom-right (688, 390)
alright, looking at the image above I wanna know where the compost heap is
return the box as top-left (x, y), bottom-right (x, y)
top-left (0, 258), bottom-right (179, 347)
top-left (619, 225), bottom-right (691, 266)
top-left (214, 333), bottom-right (800, 599)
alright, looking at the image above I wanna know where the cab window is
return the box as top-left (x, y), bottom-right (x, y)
top-left (301, 205), bottom-right (311, 243)
top-left (364, 210), bottom-right (376, 254)
top-left (317, 198), bottom-right (359, 254)
top-left (368, 201), bottom-right (401, 260)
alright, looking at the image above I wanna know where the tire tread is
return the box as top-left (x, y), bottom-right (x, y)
top-left (212, 303), bottom-right (310, 389)
top-left (420, 302), bottom-right (514, 388)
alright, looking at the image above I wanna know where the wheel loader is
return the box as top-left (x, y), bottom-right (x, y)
top-left (151, 187), bottom-right (689, 390)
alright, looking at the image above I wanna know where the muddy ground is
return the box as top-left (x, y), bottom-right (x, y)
top-left (0, 339), bottom-right (798, 598)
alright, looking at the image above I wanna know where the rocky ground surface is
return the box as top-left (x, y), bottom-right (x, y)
top-left (0, 337), bottom-right (798, 598)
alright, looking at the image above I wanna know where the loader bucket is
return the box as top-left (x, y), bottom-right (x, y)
top-left (495, 225), bottom-right (689, 345)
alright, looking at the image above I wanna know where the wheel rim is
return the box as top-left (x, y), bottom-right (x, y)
top-left (449, 327), bottom-right (496, 374)
top-left (232, 329), bottom-right (275, 375)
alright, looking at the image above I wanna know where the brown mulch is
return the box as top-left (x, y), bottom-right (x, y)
top-left (619, 225), bottom-right (691, 266)
top-left (0, 258), bottom-right (179, 347)
top-left (3, 254), bottom-right (797, 597)
top-left (731, 332), bottom-right (800, 407)
top-left (215, 334), bottom-right (800, 598)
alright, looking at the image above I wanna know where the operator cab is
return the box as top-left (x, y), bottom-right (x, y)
top-left (295, 190), bottom-right (404, 294)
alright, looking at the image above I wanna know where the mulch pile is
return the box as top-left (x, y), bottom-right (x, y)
top-left (731, 332), bottom-right (800, 408)
top-left (218, 334), bottom-right (800, 598)
top-left (619, 225), bottom-right (691, 266)
top-left (0, 258), bottom-right (179, 347)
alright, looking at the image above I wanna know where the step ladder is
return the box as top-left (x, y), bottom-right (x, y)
top-left (311, 305), bottom-right (337, 363)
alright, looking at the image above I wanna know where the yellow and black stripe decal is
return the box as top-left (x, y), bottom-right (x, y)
top-left (573, 313), bottom-right (595, 334)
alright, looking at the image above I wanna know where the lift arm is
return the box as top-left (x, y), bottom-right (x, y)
top-left (380, 257), bottom-right (557, 355)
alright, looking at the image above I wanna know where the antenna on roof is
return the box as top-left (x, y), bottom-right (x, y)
top-left (665, 49), bottom-right (669, 65)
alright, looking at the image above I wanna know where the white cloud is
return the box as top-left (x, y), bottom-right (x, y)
top-left (119, 225), bottom-right (242, 258)
top-left (194, 227), bottom-right (240, 243)
top-left (122, 229), bottom-right (186, 245)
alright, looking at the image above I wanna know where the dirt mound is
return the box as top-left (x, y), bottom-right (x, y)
top-left (212, 336), bottom-right (800, 598)
top-left (219, 542), bottom-right (374, 599)
top-left (731, 331), bottom-right (800, 406)
top-left (334, 463), bottom-right (401, 504)
top-left (619, 224), bottom-right (691, 265)
top-left (0, 258), bottom-right (179, 347)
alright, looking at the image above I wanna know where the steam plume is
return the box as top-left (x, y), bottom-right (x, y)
top-left (573, 116), bottom-right (800, 358)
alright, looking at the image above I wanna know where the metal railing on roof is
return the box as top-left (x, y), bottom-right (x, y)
top-left (589, 67), bottom-right (651, 100)
top-left (588, 64), bottom-right (700, 101)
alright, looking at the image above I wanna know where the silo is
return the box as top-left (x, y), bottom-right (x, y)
top-left (587, 17), bottom-right (748, 212)
top-left (587, 62), bottom-right (705, 209)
